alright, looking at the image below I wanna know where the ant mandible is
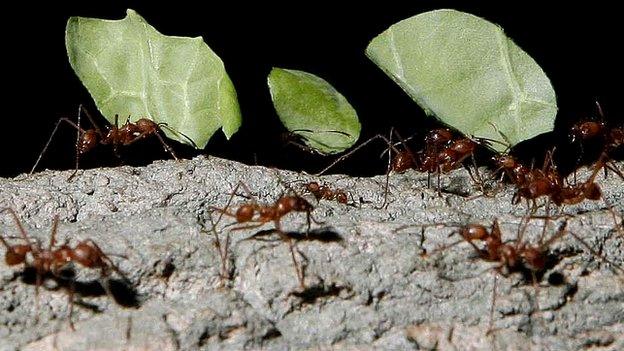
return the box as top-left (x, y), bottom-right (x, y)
top-left (0, 208), bottom-right (127, 329)
top-left (209, 181), bottom-right (323, 288)
top-left (31, 105), bottom-right (195, 178)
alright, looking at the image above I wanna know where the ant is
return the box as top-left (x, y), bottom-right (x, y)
top-left (302, 181), bottom-right (350, 205)
top-left (423, 217), bottom-right (622, 335)
top-left (31, 105), bottom-right (195, 178)
top-left (209, 181), bottom-right (323, 288)
top-left (0, 208), bottom-right (128, 330)
top-left (569, 101), bottom-right (624, 180)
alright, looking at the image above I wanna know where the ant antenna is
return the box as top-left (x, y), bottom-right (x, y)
top-left (488, 123), bottom-right (513, 149)
top-left (595, 100), bottom-right (605, 119)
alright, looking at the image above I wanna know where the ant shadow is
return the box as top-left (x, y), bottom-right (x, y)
top-left (245, 227), bottom-right (345, 245)
top-left (18, 266), bottom-right (141, 309)
top-left (289, 281), bottom-right (350, 306)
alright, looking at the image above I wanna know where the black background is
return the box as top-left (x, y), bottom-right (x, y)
top-left (2, 1), bottom-right (621, 178)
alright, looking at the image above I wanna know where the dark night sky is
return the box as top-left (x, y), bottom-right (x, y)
top-left (2, 2), bottom-right (621, 177)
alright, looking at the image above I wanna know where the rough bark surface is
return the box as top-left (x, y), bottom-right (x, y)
top-left (1, 156), bottom-right (623, 350)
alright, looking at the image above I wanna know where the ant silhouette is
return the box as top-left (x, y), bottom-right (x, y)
top-left (0, 208), bottom-right (129, 329)
top-left (31, 105), bottom-right (196, 178)
top-left (208, 181), bottom-right (323, 288)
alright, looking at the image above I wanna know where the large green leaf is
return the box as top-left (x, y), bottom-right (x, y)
top-left (366, 9), bottom-right (557, 152)
top-left (268, 68), bottom-right (361, 154)
top-left (66, 9), bottom-right (241, 148)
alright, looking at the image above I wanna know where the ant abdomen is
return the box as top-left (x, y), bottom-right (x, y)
top-left (5, 245), bottom-right (30, 266)
top-left (236, 205), bottom-right (255, 222)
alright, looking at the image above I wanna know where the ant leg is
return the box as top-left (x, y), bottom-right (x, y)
top-left (48, 215), bottom-right (60, 250)
top-left (229, 221), bottom-right (270, 233)
top-left (81, 239), bottom-right (128, 280)
top-left (486, 273), bottom-right (498, 335)
top-left (153, 132), bottom-right (179, 161)
top-left (67, 280), bottom-right (76, 331)
top-left (80, 105), bottom-right (106, 138)
top-left (203, 212), bottom-right (229, 280)
top-left (31, 116), bottom-right (86, 175)
top-left (530, 271), bottom-right (543, 335)
top-left (564, 228), bottom-right (624, 276)
top-left (1, 208), bottom-right (41, 253)
top-left (604, 162), bottom-right (624, 180)
top-left (378, 128), bottom-right (394, 209)
top-left (273, 223), bottom-right (305, 288)
top-left (315, 133), bottom-right (393, 176)
top-left (209, 181), bottom-right (251, 228)
top-left (538, 200), bottom-right (551, 245)
top-left (284, 234), bottom-right (305, 288)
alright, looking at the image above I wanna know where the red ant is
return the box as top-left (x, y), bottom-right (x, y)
top-left (0, 208), bottom-right (127, 330)
top-left (209, 182), bottom-right (323, 288)
top-left (302, 181), bottom-right (350, 205)
top-left (31, 105), bottom-right (195, 178)
top-left (569, 101), bottom-right (624, 180)
top-left (421, 217), bottom-right (623, 335)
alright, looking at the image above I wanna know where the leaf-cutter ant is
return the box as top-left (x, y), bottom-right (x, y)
top-left (31, 105), bottom-right (196, 178)
top-left (209, 181), bottom-right (323, 288)
top-left (0, 208), bottom-right (130, 329)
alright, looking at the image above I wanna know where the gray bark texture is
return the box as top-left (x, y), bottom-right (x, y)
top-left (0, 156), bottom-right (623, 350)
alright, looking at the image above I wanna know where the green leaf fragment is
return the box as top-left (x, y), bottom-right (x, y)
top-left (66, 9), bottom-right (241, 148)
top-left (268, 68), bottom-right (361, 154)
top-left (366, 9), bottom-right (557, 152)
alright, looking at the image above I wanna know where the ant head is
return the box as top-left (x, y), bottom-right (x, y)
top-left (569, 121), bottom-right (605, 143)
top-left (78, 130), bottom-right (100, 154)
top-left (449, 138), bottom-right (477, 154)
top-left (492, 154), bottom-right (517, 169)
top-left (520, 246), bottom-right (546, 272)
top-left (135, 118), bottom-right (159, 132)
top-left (424, 128), bottom-right (453, 146)
top-left (306, 181), bottom-right (320, 193)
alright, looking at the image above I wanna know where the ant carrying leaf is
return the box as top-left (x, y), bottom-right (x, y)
top-left (31, 105), bottom-right (196, 179)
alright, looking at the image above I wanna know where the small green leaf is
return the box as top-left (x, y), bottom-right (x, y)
top-left (366, 9), bottom-right (557, 152)
top-left (268, 68), bottom-right (361, 154)
top-left (66, 9), bottom-right (241, 148)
